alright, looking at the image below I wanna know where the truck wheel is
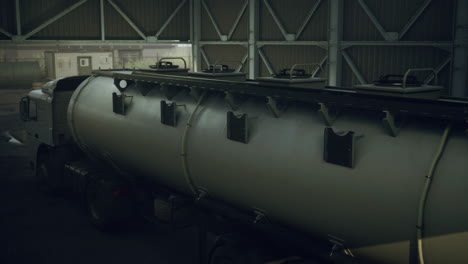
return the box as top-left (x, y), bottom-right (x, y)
top-left (37, 155), bottom-right (63, 194)
top-left (85, 174), bottom-right (133, 231)
top-left (208, 235), bottom-right (266, 264)
top-left (36, 147), bottom-right (73, 194)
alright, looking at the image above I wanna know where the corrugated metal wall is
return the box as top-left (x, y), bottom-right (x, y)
top-left (200, 0), bottom-right (328, 75)
top-left (201, 44), bottom-right (248, 72)
top-left (0, 0), bottom-right (15, 40)
top-left (343, 0), bottom-right (453, 41)
top-left (260, 0), bottom-right (327, 41)
top-left (342, 46), bottom-right (451, 89)
top-left (104, 0), bottom-right (190, 40)
top-left (1, 0), bottom-right (457, 91)
top-left (201, 0), bottom-right (248, 41)
top-left (200, 0), bottom-right (248, 72)
top-left (341, 0), bottom-right (454, 89)
top-left (259, 45), bottom-right (327, 77)
top-left (3, 0), bottom-right (190, 40)
top-left (21, 0), bottom-right (101, 39)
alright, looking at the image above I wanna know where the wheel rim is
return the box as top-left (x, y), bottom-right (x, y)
top-left (87, 180), bottom-right (106, 221)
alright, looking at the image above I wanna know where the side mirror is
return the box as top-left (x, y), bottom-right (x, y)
top-left (19, 97), bottom-right (30, 121)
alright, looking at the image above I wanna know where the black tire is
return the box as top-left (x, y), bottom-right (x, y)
top-left (208, 235), bottom-right (266, 264)
top-left (85, 174), bottom-right (133, 231)
top-left (36, 150), bottom-right (68, 194)
top-left (36, 147), bottom-right (73, 194)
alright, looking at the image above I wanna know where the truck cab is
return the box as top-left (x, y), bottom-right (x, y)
top-left (19, 76), bottom-right (88, 176)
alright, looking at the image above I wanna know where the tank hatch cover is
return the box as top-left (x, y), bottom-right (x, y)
top-left (273, 68), bottom-right (312, 79)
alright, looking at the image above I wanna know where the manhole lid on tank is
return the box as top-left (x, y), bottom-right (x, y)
top-left (354, 68), bottom-right (443, 99)
top-left (256, 63), bottom-right (327, 89)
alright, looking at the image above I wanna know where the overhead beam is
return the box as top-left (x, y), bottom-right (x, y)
top-left (15, 0), bottom-right (21, 35)
top-left (0, 28), bottom-right (13, 39)
top-left (357, 0), bottom-right (388, 41)
top-left (248, 0), bottom-right (259, 79)
top-left (23, 0), bottom-right (88, 40)
top-left (342, 49), bottom-right (367, 85)
top-left (399, 0), bottom-right (432, 40)
top-left (258, 40), bottom-right (328, 46)
top-left (296, 0), bottom-right (322, 40)
top-left (200, 41), bottom-right (248, 45)
top-left (341, 41), bottom-right (452, 47)
top-left (228, 0), bottom-right (248, 41)
top-left (155, 0), bottom-right (187, 39)
top-left (108, 0), bottom-right (146, 40)
top-left (201, 0), bottom-right (225, 40)
top-left (100, 0), bottom-right (105, 40)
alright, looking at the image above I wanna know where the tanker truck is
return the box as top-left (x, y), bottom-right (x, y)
top-left (18, 63), bottom-right (468, 264)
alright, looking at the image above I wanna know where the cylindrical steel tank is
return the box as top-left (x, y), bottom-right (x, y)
top-left (0, 61), bottom-right (42, 87)
top-left (68, 75), bottom-right (468, 264)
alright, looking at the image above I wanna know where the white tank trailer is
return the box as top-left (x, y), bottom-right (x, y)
top-left (21, 66), bottom-right (468, 264)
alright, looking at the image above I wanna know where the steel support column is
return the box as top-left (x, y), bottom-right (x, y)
top-left (328, 0), bottom-right (343, 86)
top-left (100, 0), bottom-right (105, 40)
top-left (452, 0), bottom-right (468, 97)
top-left (248, 0), bottom-right (259, 79)
top-left (15, 0), bottom-right (21, 35)
top-left (192, 0), bottom-right (202, 72)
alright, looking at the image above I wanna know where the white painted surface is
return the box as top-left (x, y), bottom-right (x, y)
top-left (53, 52), bottom-right (113, 79)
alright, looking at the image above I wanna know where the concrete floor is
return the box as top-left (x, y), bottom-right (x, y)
top-left (0, 87), bottom-right (201, 264)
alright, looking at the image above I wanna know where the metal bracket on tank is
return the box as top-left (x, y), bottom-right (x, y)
top-left (112, 92), bottom-right (133, 115)
top-left (225, 92), bottom-right (246, 111)
top-left (227, 111), bottom-right (248, 143)
top-left (136, 81), bottom-right (155, 96)
top-left (318, 103), bottom-right (338, 126)
top-left (161, 100), bottom-right (178, 127)
top-left (324, 127), bottom-right (356, 168)
top-left (266, 97), bottom-right (287, 118)
top-left (113, 78), bottom-right (134, 92)
top-left (160, 83), bottom-right (181, 100)
top-left (382, 110), bottom-right (403, 137)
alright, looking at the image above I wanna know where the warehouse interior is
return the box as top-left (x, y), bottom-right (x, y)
top-left (1, 0), bottom-right (468, 264)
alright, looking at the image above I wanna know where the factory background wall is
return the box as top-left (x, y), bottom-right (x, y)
top-left (0, 0), bottom-right (466, 94)
top-left (197, 0), bottom-right (456, 91)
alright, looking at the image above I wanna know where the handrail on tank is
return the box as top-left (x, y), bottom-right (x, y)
top-left (402, 68), bottom-right (437, 89)
top-left (289, 63), bottom-right (324, 80)
top-left (157, 57), bottom-right (187, 69)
